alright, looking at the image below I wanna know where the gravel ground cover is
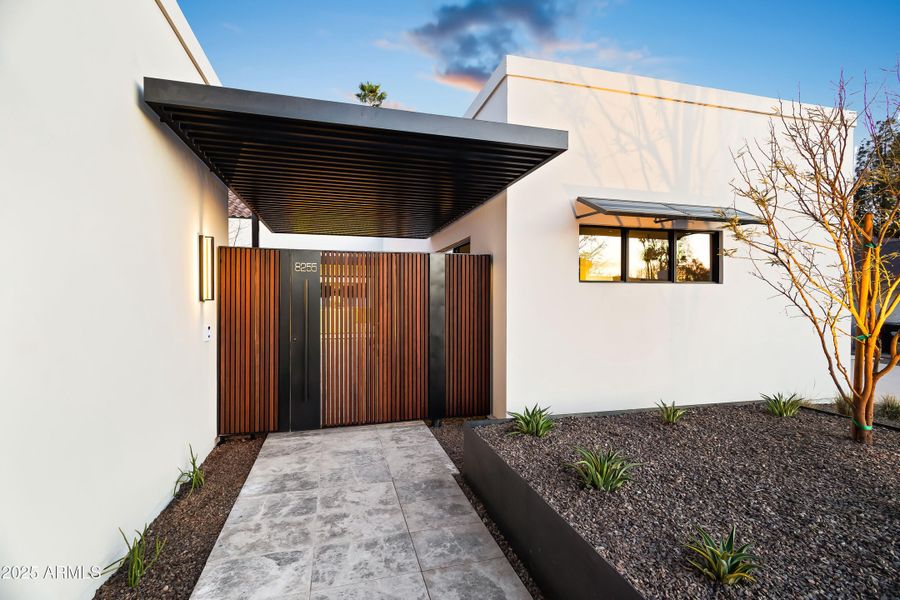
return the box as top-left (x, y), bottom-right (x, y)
top-left (94, 436), bottom-right (264, 600)
top-left (429, 418), bottom-right (546, 600)
top-left (477, 405), bottom-right (900, 599)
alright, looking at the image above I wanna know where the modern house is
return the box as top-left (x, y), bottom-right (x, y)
top-left (438, 56), bottom-right (851, 416)
top-left (2, 2), bottom-right (852, 599)
top-left (230, 55), bottom-right (851, 417)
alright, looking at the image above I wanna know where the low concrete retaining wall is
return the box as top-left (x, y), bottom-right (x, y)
top-left (463, 421), bottom-right (644, 600)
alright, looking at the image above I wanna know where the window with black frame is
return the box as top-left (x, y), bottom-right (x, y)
top-left (578, 226), bottom-right (621, 281)
top-left (452, 241), bottom-right (471, 254)
top-left (675, 231), bottom-right (714, 282)
top-left (579, 226), bottom-right (720, 283)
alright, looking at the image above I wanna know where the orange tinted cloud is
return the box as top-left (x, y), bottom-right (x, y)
top-left (433, 70), bottom-right (489, 92)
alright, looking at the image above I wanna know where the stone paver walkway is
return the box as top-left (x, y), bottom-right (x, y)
top-left (192, 421), bottom-right (532, 600)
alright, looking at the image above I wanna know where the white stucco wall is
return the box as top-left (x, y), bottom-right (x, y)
top-left (260, 222), bottom-right (431, 252)
top-left (228, 218), bottom-right (430, 252)
top-left (431, 191), bottom-right (509, 418)
top-left (431, 77), bottom-right (510, 417)
top-left (471, 56), bottom-right (852, 415)
top-left (0, 2), bottom-right (226, 599)
top-left (229, 217), bottom-right (254, 246)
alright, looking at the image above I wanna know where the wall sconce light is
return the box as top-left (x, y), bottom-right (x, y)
top-left (199, 235), bottom-right (214, 301)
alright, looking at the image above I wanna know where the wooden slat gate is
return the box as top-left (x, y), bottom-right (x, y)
top-left (320, 252), bottom-right (429, 426)
top-left (218, 248), bottom-right (490, 434)
top-left (445, 254), bottom-right (491, 417)
top-left (218, 247), bottom-right (280, 435)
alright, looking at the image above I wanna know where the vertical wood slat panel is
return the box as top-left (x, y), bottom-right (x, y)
top-left (445, 254), bottom-right (491, 417)
top-left (320, 252), bottom-right (428, 426)
top-left (217, 247), bottom-right (280, 435)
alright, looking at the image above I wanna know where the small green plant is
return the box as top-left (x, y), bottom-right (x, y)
top-left (686, 525), bottom-right (758, 585)
top-left (657, 400), bottom-right (686, 424)
top-left (761, 392), bottom-right (802, 417)
top-left (833, 393), bottom-right (854, 416)
top-left (508, 404), bottom-right (554, 437)
top-left (173, 444), bottom-right (205, 497)
top-left (103, 525), bottom-right (165, 589)
top-left (878, 394), bottom-right (900, 421)
top-left (570, 448), bottom-right (638, 492)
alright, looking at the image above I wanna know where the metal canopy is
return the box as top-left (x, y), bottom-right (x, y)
top-left (576, 197), bottom-right (761, 225)
top-left (144, 78), bottom-right (567, 238)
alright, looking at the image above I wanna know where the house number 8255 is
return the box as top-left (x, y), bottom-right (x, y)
top-left (294, 262), bottom-right (318, 272)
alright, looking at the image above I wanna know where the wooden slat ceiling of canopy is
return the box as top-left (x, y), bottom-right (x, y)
top-left (145, 78), bottom-right (567, 238)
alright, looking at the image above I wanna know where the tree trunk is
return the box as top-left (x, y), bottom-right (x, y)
top-left (852, 400), bottom-right (873, 444)
top-left (852, 363), bottom-right (875, 445)
top-left (851, 327), bottom-right (875, 445)
top-left (851, 213), bottom-right (876, 445)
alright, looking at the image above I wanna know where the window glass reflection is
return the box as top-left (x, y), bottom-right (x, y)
top-left (676, 232), bottom-right (713, 282)
top-left (579, 227), bottom-right (621, 281)
top-left (627, 230), bottom-right (670, 280)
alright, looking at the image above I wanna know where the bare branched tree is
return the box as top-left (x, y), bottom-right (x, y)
top-left (229, 218), bottom-right (248, 246)
top-left (726, 68), bottom-right (900, 444)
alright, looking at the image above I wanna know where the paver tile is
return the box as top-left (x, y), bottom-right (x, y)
top-left (393, 475), bottom-right (463, 504)
top-left (192, 549), bottom-right (313, 600)
top-left (310, 532), bottom-right (419, 590)
top-left (207, 517), bottom-right (317, 563)
top-left (410, 522), bottom-right (504, 570)
top-left (227, 490), bottom-right (318, 526)
top-left (401, 488), bottom-right (479, 532)
top-left (423, 557), bottom-right (531, 600)
top-left (309, 572), bottom-right (428, 600)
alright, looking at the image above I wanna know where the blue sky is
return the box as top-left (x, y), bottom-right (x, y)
top-left (180, 0), bottom-right (899, 117)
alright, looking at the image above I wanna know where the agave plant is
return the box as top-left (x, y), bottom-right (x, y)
top-left (103, 524), bottom-right (166, 589)
top-left (508, 404), bottom-right (554, 437)
top-left (570, 448), bottom-right (638, 492)
top-left (761, 392), bottom-right (803, 417)
top-left (657, 400), bottom-right (686, 424)
top-left (173, 444), bottom-right (205, 497)
top-left (686, 525), bottom-right (758, 585)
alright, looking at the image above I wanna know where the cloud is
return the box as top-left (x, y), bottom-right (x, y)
top-left (373, 38), bottom-right (406, 51)
top-left (544, 37), bottom-right (671, 73)
top-left (382, 99), bottom-right (417, 111)
top-left (433, 69), bottom-right (490, 92)
top-left (409, 0), bottom-right (573, 90)
top-left (594, 44), bottom-right (647, 64)
top-left (221, 22), bottom-right (242, 35)
top-left (408, 0), bottom-right (672, 91)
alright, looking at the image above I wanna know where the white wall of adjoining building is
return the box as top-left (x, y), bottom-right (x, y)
top-left (229, 217), bottom-right (254, 247)
top-left (262, 221), bottom-right (431, 252)
top-left (0, 2), bottom-right (226, 599)
top-left (431, 191), bottom-right (509, 418)
top-left (229, 218), bottom-right (430, 252)
top-left (431, 77), bottom-right (510, 418)
top-left (476, 56), bottom-right (851, 416)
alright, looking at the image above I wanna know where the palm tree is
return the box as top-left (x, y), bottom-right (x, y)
top-left (355, 82), bottom-right (387, 107)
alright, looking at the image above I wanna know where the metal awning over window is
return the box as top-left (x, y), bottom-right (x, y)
top-left (576, 197), bottom-right (761, 225)
top-left (144, 78), bottom-right (567, 238)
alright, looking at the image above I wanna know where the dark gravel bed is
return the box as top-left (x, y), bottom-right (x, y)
top-left (94, 436), bottom-right (264, 600)
top-left (429, 418), bottom-right (546, 600)
top-left (477, 405), bottom-right (900, 600)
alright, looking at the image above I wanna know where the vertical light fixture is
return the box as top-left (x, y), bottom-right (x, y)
top-left (199, 235), bottom-right (214, 301)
